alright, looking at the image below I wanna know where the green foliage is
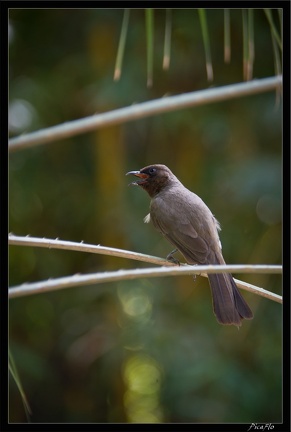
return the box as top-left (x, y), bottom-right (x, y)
top-left (9, 349), bottom-right (32, 420)
top-left (9, 8), bottom-right (282, 424)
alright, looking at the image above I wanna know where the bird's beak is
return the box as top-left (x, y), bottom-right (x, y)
top-left (126, 170), bottom-right (149, 186)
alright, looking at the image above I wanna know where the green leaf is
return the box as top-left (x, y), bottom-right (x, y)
top-left (9, 348), bottom-right (32, 420)
top-left (114, 9), bottom-right (130, 81)
top-left (247, 9), bottom-right (255, 81)
top-left (163, 9), bottom-right (172, 70)
top-left (264, 9), bottom-right (282, 51)
top-left (242, 9), bottom-right (257, 80)
top-left (224, 9), bottom-right (231, 63)
top-left (198, 9), bottom-right (213, 82)
top-left (145, 9), bottom-right (154, 87)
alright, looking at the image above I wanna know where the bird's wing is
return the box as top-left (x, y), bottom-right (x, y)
top-left (150, 197), bottom-right (214, 265)
top-left (159, 223), bottom-right (211, 264)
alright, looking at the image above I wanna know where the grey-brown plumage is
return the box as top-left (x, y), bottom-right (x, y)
top-left (126, 164), bottom-right (253, 326)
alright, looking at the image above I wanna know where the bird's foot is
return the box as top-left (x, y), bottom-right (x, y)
top-left (166, 248), bottom-right (180, 265)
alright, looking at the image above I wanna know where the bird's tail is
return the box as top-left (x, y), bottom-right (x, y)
top-left (208, 272), bottom-right (253, 326)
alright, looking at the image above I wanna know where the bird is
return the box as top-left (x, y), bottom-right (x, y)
top-left (126, 164), bottom-right (253, 326)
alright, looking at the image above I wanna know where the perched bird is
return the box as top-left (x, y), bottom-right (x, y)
top-left (126, 164), bottom-right (253, 326)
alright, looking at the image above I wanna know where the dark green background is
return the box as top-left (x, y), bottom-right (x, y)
top-left (9, 9), bottom-right (282, 424)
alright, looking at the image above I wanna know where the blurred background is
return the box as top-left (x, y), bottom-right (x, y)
top-left (9, 9), bottom-right (282, 424)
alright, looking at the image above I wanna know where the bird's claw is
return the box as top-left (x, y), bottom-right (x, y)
top-left (166, 248), bottom-right (180, 265)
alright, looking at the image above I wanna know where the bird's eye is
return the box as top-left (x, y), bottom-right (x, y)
top-left (149, 168), bottom-right (156, 174)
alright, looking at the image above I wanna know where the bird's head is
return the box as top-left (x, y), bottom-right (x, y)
top-left (126, 164), bottom-right (177, 197)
